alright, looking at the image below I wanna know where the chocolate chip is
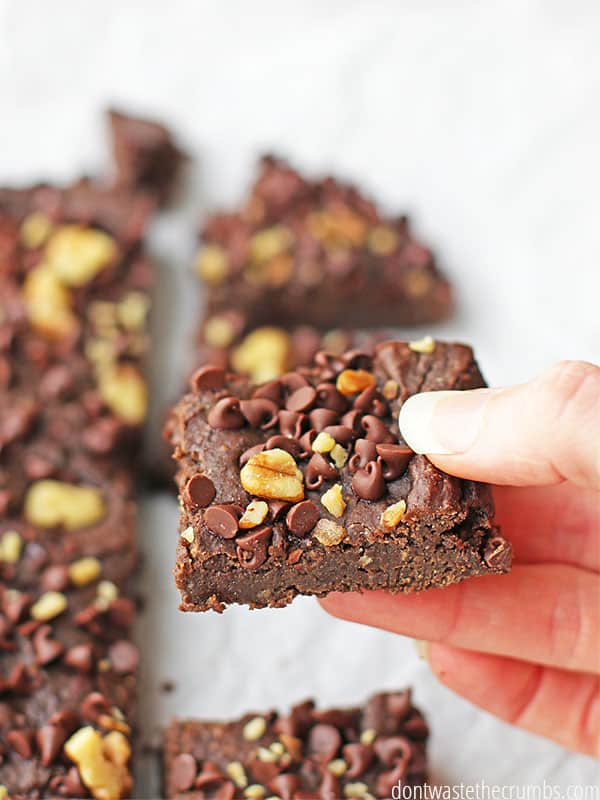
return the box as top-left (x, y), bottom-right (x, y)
top-left (32, 624), bottom-right (65, 665)
top-left (108, 597), bottom-right (135, 628)
top-left (278, 409), bottom-right (306, 438)
top-left (204, 504), bottom-right (241, 539)
top-left (267, 499), bottom-right (291, 521)
top-left (47, 709), bottom-right (79, 734)
top-left (109, 640), bottom-right (139, 674)
top-left (269, 773), bottom-right (300, 800)
top-left (236, 526), bottom-right (272, 570)
top-left (80, 691), bottom-right (111, 722)
top-left (3, 590), bottom-right (31, 623)
top-left (207, 396), bottom-right (245, 429)
top-left (322, 425), bottom-right (354, 445)
top-left (81, 417), bottom-right (121, 454)
top-left (386, 690), bottom-right (412, 722)
top-left (286, 385), bottom-right (317, 412)
top-left (305, 453), bottom-right (338, 490)
top-left (286, 500), bottom-right (320, 536)
top-left (308, 408), bottom-right (338, 432)
top-left (214, 782), bottom-right (235, 800)
top-left (315, 383), bottom-right (348, 413)
top-left (184, 474), bottom-right (216, 508)
top-left (483, 536), bottom-right (512, 571)
top-left (343, 743), bottom-right (374, 778)
top-left (64, 642), bottom-right (94, 672)
top-left (361, 415), bottom-right (395, 443)
top-left (190, 365), bottom-right (226, 391)
top-left (240, 398), bottom-right (279, 429)
top-left (374, 735), bottom-right (413, 767)
top-left (37, 724), bottom-right (68, 767)
top-left (265, 434), bottom-right (304, 459)
top-left (195, 760), bottom-right (225, 788)
top-left (376, 443), bottom-right (413, 480)
top-left (307, 723), bottom-right (342, 761)
top-left (239, 443), bottom-right (265, 466)
top-left (280, 372), bottom-right (309, 393)
top-left (352, 459), bottom-right (386, 500)
top-left (354, 384), bottom-right (388, 417)
top-left (319, 770), bottom-right (340, 800)
top-left (40, 564), bottom-right (70, 592)
top-left (7, 728), bottom-right (34, 758)
top-left (376, 762), bottom-right (409, 798)
top-left (298, 428), bottom-right (317, 455)
top-left (171, 752), bottom-right (198, 792)
top-left (49, 766), bottom-right (86, 798)
top-left (252, 379), bottom-right (283, 404)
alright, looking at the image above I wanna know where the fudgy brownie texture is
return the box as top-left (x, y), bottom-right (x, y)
top-left (164, 690), bottom-right (428, 799)
top-left (194, 155), bottom-right (453, 331)
top-left (107, 109), bottom-right (186, 205)
top-left (0, 183), bottom-right (154, 478)
top-left (167, 339), bottom-right (511, 612)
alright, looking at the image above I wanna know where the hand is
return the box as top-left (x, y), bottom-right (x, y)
top-left (321, 360), bottom-right (600, 757)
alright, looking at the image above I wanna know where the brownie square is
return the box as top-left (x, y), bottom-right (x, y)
top-left (164, 690), bottom-right (428, 799)
top-left (167, 339), bottom-right (511, 612)
top-left (194, 155), bottom-right (453, 332)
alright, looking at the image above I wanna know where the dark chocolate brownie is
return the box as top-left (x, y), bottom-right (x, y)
top-left (0, 183), bottom-right (154, 473)
top-left (107, 109), bottom-right (186, 205)
top-left (195, 155), bottom-right (453, 331)
top-left (167, 339), bottom-right (511, 612)
top-left (164, 690), bottom-right (428, 799)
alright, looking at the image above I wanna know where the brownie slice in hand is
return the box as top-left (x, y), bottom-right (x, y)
top-left (195, 155), bottom-right (453, 330)
top-left (164, 690), bottom-right (428, 799)
top-left (167, 339), bottom-right (511, 612)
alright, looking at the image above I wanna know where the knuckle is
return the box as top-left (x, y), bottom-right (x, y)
top-left (577, 678), bottom-right (600, 758)
top-left (540, 360), bottom-right (600, 421)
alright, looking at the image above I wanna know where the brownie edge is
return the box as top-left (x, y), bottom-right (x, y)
top-left (164, 690), bottom-right (428, 799)
top-left (167, 338), bottom-right (512, 613)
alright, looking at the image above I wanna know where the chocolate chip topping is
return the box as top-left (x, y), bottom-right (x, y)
top-left (190, 364), bottom-right (227, 391)
top-left (171, 752), bottom-right (198, 792)
top-left (351, 459), bottom-right (386, 501)
top-left (204, 505), bottom-right (241, 539)
top-left (184, 474), bottom-right (216, 508)
top-left (286, 500), bottom-right (320, 537)
top-left (207, 396), bottom-right (245, 429)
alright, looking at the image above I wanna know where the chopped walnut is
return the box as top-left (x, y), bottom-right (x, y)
top-left (240, 448), bottom-right (304, 503)
top-left (408, 335), bottom-right (435, 354)
top-left (31, 591), bottom-right (67, 621)
top-left (239, 501), bottom-right (269, 530)
top-left (45, 225), bottom-right (117, 287)
top-left (64, 726), bottom-right (132, 800)
top-left (0, 530), bottom-right (22, 564)
top-left (231, 327), bottom-right (292, 383)
top-left (320, 483), bottom-right (346, 518)
top-left (313, 519), bottom-right (346, 547)
top-left (24, 480), bottom-right (106, 531)
top-left (195, 244), bottom-right (228, 285)
top-left (336, 369), bottom-right (375, 396)
top-left (380, 500), bottom-right (407, 530)
top-left (242, 716), bottom-right (267, 741)
top-left (98, 364), bottom-right (148, 425)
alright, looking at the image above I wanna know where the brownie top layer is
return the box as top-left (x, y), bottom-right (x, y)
top-left (165, 690), bottom-right (428, 799)
top-left (168, 339), bottom-right (511, 610)
top-left (194, 155), bottom-right (452, 329)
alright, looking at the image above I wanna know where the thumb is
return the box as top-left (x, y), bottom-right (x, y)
top-left (399, 360), bottom-right (600, 489)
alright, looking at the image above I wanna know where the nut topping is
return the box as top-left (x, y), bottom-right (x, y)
top-left (243, 716), bottom-right (267, 741)
top-left (64, 726), bottom-right (131, 800)
top-left (336, 369), bottom-right (375, 397)
top-left (313, 519), bottom-right (346, 547)
top-left (45, 225), bottom-right (117, 287)
top-left (24, 480), bottom-right (106, 531)
top-left (240, 449), bottom-right (304, 503)
top-left (98, 364), bottom-right (148, 425)
top-left (320, 483), bottom-right (346, 518)
top-left (408, 335), bottom-right (435, 354)
top-left (239, 500), bottom-right (269, 529)
top-left (380, 500), bottom-right (407, 530)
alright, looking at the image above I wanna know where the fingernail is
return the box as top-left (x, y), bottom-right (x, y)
top-left (399, 389), bottom-right (488, 455)
top-left (414, 639), bottom-right (429, 660)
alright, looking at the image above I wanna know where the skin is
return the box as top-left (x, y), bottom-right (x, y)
top-left (321, 360), bottom-right (600, 757)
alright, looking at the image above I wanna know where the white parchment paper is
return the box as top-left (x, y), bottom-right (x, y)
top-left (1, 0), bottom-right (599, 793)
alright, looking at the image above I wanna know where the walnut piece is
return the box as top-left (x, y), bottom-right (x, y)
top-left (30, 591), bottom-right (67, 621)
top-left (408, 335), bottom-right (435, 354)
top-left (98, 364), bottom-right (148, 425)
top-left (336, 369), bottom-right (375, 396)
top-left (231, 326), bottom-right (292, 384)
top-left (64, 726), bottom-right (132, 800)
top-left (320, 483), bottom-right (346, 518)
top-left (45, 224), bottom-right (117, 287)
top-left (0, 530), bottom-right (22, 564)
top-left (240, 448), bottom-right (304, 503)
top-left (194, 244), bottom-right (228, 285)
top-left (242, 716), bottom-right (267, 741)
top-left (69, 557), bottom-right (102, 587)
top-left (23, 265), bottom-right (78, 339)
top-left (380, 499), bottom-right (407, 530)
top-left (313, 518), bottom-right (346, 547)
top-left (24, 480), bottom-right (106, 531)
top-left (239, 500), bottom-right (269, 530)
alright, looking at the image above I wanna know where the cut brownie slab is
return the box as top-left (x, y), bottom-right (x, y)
top-left (194, 155), bottom-right (453, 331)
top-left (167, 339), bottom-right (511, 612)
top-left (164, 690), bottom-right (428, 799)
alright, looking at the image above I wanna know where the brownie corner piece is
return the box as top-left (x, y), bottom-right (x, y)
top-left (107, 107), bottom-right (186, 204)
top-left (167, 338), bottom-right (512, 613)
top-left (164, 689), bottom-right (428, 798)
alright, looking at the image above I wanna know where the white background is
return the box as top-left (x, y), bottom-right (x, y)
top-left (1, 0), bottom-right (599, 793)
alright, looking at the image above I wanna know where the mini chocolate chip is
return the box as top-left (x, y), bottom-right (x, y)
top-left (171, 753), bottom-right (198, 792)
top-left (340, 408), bottom-right (363, 435)
top-left (81, 417), bottom-right (121, 454)
top-left (47, 709), bottom-right (78, 734)
top-left (190, 365), bottom-right (226, 391)
top-left (240, 398), bottom-right (279, 429)
top-left (269, 773), bottom-right (300, 800)
top-left (204, 504), bottom-right (241, 539)
top-left (386, 690), bottom-right (412, 722)
top-left (319, 770), bottom-right (340, 800)
top-left (184, 474), bottom-right (216, 508)
top-left (403, 713), bottom-right (429, 739)
top-left (348, 439), bottom-right (378, 474)
top-left (40, 564), bottom-right (70, 592)
top-left (236, 526), bottom-right (272, 570)
top-left (64, 642), bottom-right (94, 672)
top-left (286, 500), bottom-right (320, 536)
top-left (286, 385), bottom-right (317, 412)
top-left (80, 691), bottom-right (111, 722)
top-left (305, 453), bottom-right (338, 490)
top-left (37, 724), bottom-right (67, 767)
top-left (109, 640), bottom-right (139, 674)
top-left (307, 723), bottom-right (342, 761)
top-left (374, 735), bottom-right (413, 767)
top-left (315, 383), bottom-right (348, 413)
top-left (376, 443), bottom-right (413, 480)
top-left (108, 597), bottom-right (136, 628)
top-left (314, 351), bottom-right (346, 376)
top-left (194, 759), bottom-right (225, 788)
top-left (39, 365), bottom-right (73, 399)
top-left (376, 762), bottom-right (409, 798)
top-left (207, 396), bottom-right (245, 429)
top-left (7, 729), bottom-right (34, 758)
top-left (352, 460), bottom-right (385, 500)
top-left (3, 590), bottom-right (31, 623)
top-left (361, 415), bottom-right (395, 443)
top-left (343, 743), bottom-right (374, 778)
top-left (343, 349), bottom-right (373, 370)
top-left (32, 625), bottom-right (65, 665)
top-left (265, 434), bottom-right (304, 459)
top-left (298, 428), bottom-right (318, 455)
top-left (322, 425), bottom-right (354, 445)
top-left (251, 759), bottom-right (281, 785)
top-left (354, 384), bottom-right (387, 416)
top-left (280, 372), bottom-right (309, 393)
top-left (483, 536), bottom-right (512, 571)
top-left (239, 443), bottom-right (265, 466)
top-left (267, 499), bottom-right (291, 520)
top-left (309, 408), bottom-right (339, 432)
top-left (252, 379), bottom-right (284, 404)
top-left (50, 766), bottom-right (86, 798)
top-left (214, 782), bottom-right (235, 800)
top-left (278, 409), bottom-right (306, 438)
